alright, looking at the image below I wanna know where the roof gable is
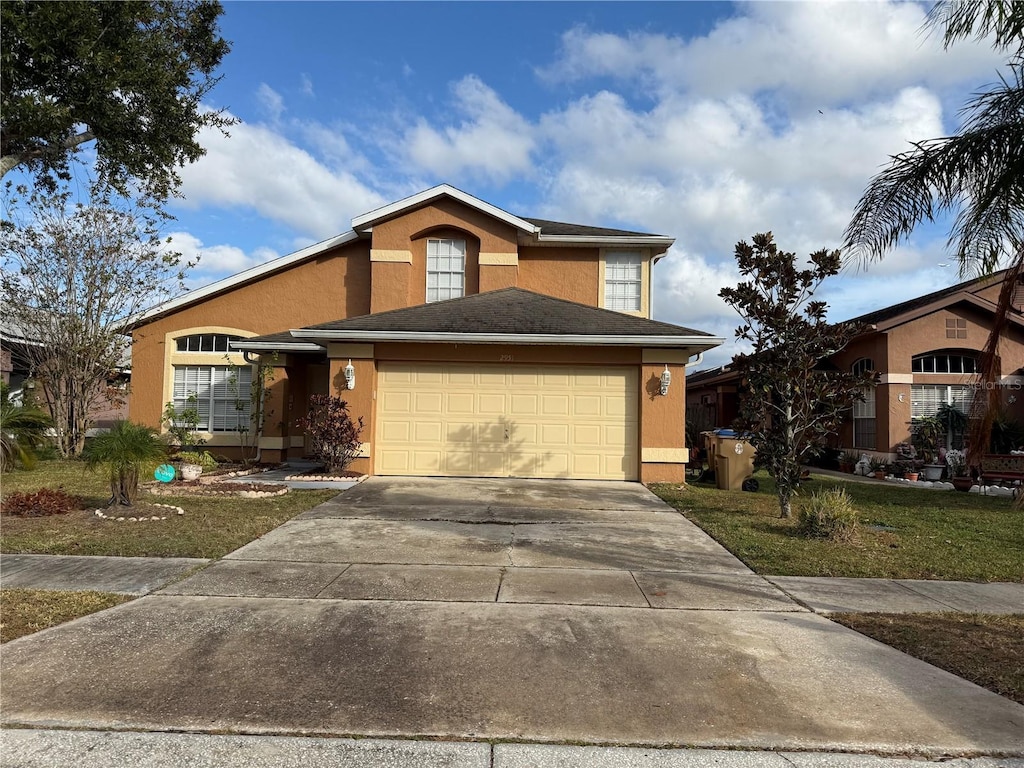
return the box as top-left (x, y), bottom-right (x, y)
top-left (352, 184), bottom-right (539, 234)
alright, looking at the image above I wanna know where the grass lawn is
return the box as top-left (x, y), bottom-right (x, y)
top-left (0, 589), bottom-right (134, 643)
top-left (652, 472), bottom-right (1024, 581)
top-left (1, 460), bottom-right (338, 558)
top-left (833, 613), bottom-right (1024, 705)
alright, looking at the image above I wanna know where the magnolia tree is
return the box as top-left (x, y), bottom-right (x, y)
top-left (1, 188), bottom-right (186, 456)
top-left (719, 233), bottom-right (875, 518)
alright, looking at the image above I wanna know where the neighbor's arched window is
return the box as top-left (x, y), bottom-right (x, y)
top-left (911, 351), bottom-right (978, 374)
top-left (851, 358), bottom-right (875, 449)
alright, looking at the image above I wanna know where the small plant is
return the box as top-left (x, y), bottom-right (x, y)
top-left (1, 488), bottom-right (83, 517)
top-left (299, 394), bottom-right (364, 474)
top-left (83, 420), bottom-right (169, 507)
top-left (162, 395), bottom-right (204, 449)
top-left (1, 383), bottom-right (52, 471)
top-left (945, 448), bottom-right (968, 477)
top-left (797, 487), bottom-right (859, 542)
top-left (868, 457), bottom-right (887, 474)
top-left (176, 450), bottom-right (218, 469)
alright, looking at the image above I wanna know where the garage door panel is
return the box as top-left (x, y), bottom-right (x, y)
top-left (377, 363), bottom-right (637, 480)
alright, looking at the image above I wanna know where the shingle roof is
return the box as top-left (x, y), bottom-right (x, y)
top-left (238, 289), bottom-right (717, 348)
top-left (844, 269), bottom-right (1007, 327)
top-left (523, 218), bottom-right (665, 239)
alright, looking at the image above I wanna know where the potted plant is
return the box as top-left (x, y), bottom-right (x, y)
top-left (838, 450), bottom-right (859, 474)
top-left (869, 457), bottom-right (887, 479)
top-left (945, 448), bottom-right (972, 491)
top-left (912, 416), bottom-right (945, 480)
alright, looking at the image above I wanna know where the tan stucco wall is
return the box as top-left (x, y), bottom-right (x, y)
top-left (639, 361), bottom-right (687, 483)
top-left (518, 246), bottom-right (600, 306)
top-left (479, 264), bottom-right (518, 292)
top-left (130, 240), bottom-right (370, 430)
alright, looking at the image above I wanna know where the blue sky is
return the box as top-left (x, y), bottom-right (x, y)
top-left (111, 2), bottom-right (1013, 368)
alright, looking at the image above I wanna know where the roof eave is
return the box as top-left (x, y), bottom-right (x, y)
top-left (230, 340), bottom-right (325, 353)
top-left (130, 230), bottom-right (363, 327)
top-left (290, 329), bottom-right (723, 350)
top-left (351, 184), bottom-right (540, 235)
top-left (535, 234), bottom-right (675, 248)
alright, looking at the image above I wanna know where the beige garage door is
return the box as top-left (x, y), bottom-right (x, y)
top-left (376, 362), bottom-right (638, 480)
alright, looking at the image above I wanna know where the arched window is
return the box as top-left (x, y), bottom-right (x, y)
top-left (175, 333), bottom-right (243, 353)
top-left (911, 352), bottom-right (978, 374)
top-left (851, 358), bottom-right (875, 449)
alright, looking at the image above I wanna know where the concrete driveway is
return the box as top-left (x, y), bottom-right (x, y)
top-left (2, 477), bottom-right (1022, 757)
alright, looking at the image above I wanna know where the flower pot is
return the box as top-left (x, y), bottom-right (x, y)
top-left (180, 463), bottom-right (203, 481)
top-left (906, 472), bottom-right (919, 482)
top-left (922, 464), bottom-right (944, 481)
top-left (951, 476), bottom-right (973, 492)
top-left (873, 471), bottom-right (886, 480)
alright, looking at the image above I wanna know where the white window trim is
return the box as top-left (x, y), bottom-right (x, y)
top-left (426, 238), bottom-right (466, 303)
top-left (599, 249), bottom-right (650, 317)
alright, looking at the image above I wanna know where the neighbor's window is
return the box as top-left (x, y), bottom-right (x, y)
top-left (175, 334), bottom-right (243, 353)
top-left (172, 365), bottom-right (252, 432)
top-left (605, 251), bottom-right (642, 312)
top-left (911, 352), bottom-right (978, 374)
top-left (426, 239), bottom-right (466, 302)
top-left (850, 358), bottom-right (875, 449)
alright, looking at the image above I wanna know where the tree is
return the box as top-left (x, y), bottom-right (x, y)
top-left (719, 233), bottom-right (874, 519)
top-left (83, 419), bottom-right (168, 507)
top-left (844, 0), bottom-right (1024, 469)
top-left (1, 0), bottom-right (233, 207)
top-left (1, 188), bottom-right (187, 456)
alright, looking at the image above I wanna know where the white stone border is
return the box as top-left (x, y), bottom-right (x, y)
top-left (282, 473), bottom-right (368, 482)
top-left (94, 503), bottom-right (185, 522)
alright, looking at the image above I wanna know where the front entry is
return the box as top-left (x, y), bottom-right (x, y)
top-left (375, 362), bottom-right (638, 480)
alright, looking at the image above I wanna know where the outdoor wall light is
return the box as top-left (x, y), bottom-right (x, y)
top-left (660, 365), bottom-right (672, 396)
top-left (344, 359), bottom-right (356, 390)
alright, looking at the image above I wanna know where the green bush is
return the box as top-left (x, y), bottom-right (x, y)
top-left (797, 487), bottom-right (859, 542)
top-left (176, 450), bottom-right (218, 469)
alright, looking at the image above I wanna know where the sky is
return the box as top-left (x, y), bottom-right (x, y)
top-left (101, 2), bottom-right (1014, 369)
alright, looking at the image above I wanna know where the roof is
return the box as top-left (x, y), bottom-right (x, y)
top-left (133, 184), bottom-right (673, 326)
top-left (234, 288), bottom-right (722, 352)
top-left (844, 269), bottom-right (1007, 327)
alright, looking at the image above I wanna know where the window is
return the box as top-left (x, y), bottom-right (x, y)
top-left (175, 334), bottom-right (243, 353)
top-left (911, 384), bottom-right (973, 419)
top-left (172, 365), bottom-right (252, 432)
top-left (945, 318), bottom-right (967, 339)
top-left (605, 251), bottom-right (642, 312)
top-left (912, 352), bottom-right (977, 374)
top-left (426, 239), bottom-right (465, 302)
top-left (851, 358), bottom-right (875, 449)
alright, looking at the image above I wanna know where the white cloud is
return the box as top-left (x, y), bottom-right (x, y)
top-left (256, 83), bottom-right (286, 122)
top-left (178, 115), bottom-right (386, 239)
top-left (299, 73), bottom-right (315, 98)
top-left (165, 231), bottom-right (279, 286)
top-left (403, 75), bottom-right (536, 183)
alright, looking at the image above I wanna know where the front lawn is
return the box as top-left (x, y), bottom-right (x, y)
top-left (1, 460), bottom-right (338, 558)
top-left (833, 612), bottom-right (1024, 705)
top-left (652, 473), bottom-right (1024, 581)
top-left (0, 589), bottom-right (133, 643)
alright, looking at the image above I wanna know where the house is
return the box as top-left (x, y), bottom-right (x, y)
top-left (686, 269), bottom-right (1024, 458)
top-left (129, 185), bottom-right (723, 482)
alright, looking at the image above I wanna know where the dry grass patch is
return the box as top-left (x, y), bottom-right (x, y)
top-left (833, 612), bottom-right (1024, 705)
top-left (1, 589), bottom-right (133, 643)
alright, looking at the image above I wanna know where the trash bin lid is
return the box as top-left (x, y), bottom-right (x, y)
top-left (714, 428), bottom-right (737, 437)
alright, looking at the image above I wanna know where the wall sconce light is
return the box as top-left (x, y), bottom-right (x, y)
top-left (343, 359), bottom-right (356, 390)
top-left (660, 365), bottom-right (672, 396)
top-left (1010, 395), bottom-right (1018, 405)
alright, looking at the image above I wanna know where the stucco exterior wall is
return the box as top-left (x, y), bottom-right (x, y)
top-left (518, 247), bottom-right (600, 306)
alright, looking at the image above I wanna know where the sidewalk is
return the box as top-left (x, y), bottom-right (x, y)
top-left (3, 729), bottom-right (1022, 767)
top-left (2, 553), bottom-right (1021, 613)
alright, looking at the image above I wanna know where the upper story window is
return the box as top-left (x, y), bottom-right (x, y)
top-left (851, 358), bottom-right (874, 376)
top-left (912, 352), bottom-right (977, 374)
top-left (175, 333), bottom-right (243, 353)
top-left (605, 251), bottom-right (642, 312)
top-left (427, 238), bottom-right (465, 302)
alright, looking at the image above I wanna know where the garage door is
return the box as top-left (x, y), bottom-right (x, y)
top-left (376, 362), bottom-right (638, 480)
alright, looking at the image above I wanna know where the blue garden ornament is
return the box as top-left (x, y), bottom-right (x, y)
top-left (154, 464), bottom-right (176, 483)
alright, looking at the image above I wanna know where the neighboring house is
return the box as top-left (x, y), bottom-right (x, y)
top-left (687, 269), bottom-right (1024, 459)
top-left (129, 185), bottom-right (723, 482)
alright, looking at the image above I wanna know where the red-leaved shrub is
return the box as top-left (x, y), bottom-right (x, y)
top-left (1, 488), bottom-right (83, 517)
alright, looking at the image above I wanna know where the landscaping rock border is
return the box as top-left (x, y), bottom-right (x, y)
top-left (94, 503), bottom-right (185, 522)
top-left (148, 483), bottom-right (290, 499)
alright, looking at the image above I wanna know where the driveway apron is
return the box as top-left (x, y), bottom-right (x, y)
top-left (2, 476), bottom-right (1022, 756)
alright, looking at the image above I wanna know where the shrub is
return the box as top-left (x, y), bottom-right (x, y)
top-left (83, 420), bottom-right (168, 506)
top-left (1, 488), bottom-right (83, 517)
top-left (797, 487), bottom-right (859, 542)
top-left (176, 450), bottom-right (218, 469)
top-left (298, 394), bottom-right (364, 474)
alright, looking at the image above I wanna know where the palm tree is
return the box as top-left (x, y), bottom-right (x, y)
top-left (844, 1), bottom-right (1024, 470)
top-left (82, 420), bottom-right (168, 507)
top-left (0, 383), bottom-right (52, 471)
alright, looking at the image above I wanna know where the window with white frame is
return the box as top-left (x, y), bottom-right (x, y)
top-left (604, 251), bottom-right (642, 312)
top-left (851, 358), bottom-right (875, 449)
top-left (911, 383), bottom-right (972, 449)
top-left (172, 365), bottom-right (253, 432)
top-left (912, 352), bottom-right (977, 374)
top-left (175, 333), bottom-right (243, 352)
top-left (426, 238), bottom-right (466, 302)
